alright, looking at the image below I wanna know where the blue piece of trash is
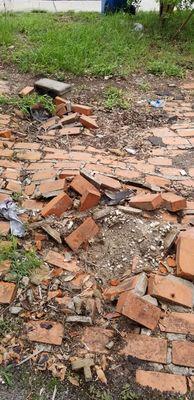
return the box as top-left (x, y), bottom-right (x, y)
top-left (148, 99), bottom-right (165, 108)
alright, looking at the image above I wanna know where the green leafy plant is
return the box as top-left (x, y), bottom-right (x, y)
top-left (0, 365), bottom-right (13, 386)
top-left (0, 93), bottom-right (55, 115)
top-left (104, 86), bottom-right (129, 110)
top-left (148, 60), bottom-right (184, 77)
top-left (120, 384), bottom-right (139, 400)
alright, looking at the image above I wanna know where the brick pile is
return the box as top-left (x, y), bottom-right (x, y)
top-left (0, 79), bottom-right (194, 393)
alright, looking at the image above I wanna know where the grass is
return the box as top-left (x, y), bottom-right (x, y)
top-left (0, 93), bottom-right (55, 115)
top-left (0, 237), bottom-right (42, 282)
top-left (0, 365), bottom-right (13, 386)
top-left (104, 86), bottom-right (129, 109)
top-left (0, 11), bottom-right (193, 77)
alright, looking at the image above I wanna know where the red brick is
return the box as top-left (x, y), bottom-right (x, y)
top-left (189, 138), bottom-right (194, 145)
top-left (161, 211), bottom-right (178, 223)
top-left (182, 82), bottom-right (194, 90)
top-left (136, 370), bottom-right (187, 395)
top-left (0, 149), bottom-right (13, 158)
top-left (44, 250), bottom-right (79, 272)
top-left (85, 163), bottom-right (113, 175)
top-left (186, 201), bottom-right (194, 210)
top-left (0, 140), bottom-right (13, 149)
top-left (81, 327), bottom-right (114, 353)
top-left (150, 127), bottom-right (175, 137)
top-left (0, 129), bottom-right (12, 139)
top-left (172, 341), bottom-right (194, 367)
top-left (0, 260), bottom-right (11, 275)
top-left (176, 228), bottom-right (194, 280)
top-left (177, 128), bottom-right (194, 137)
top-left (115, 168), bottom-right (141, 179)
top-left (148, 157), bottom-right (172, 166)
top-left (0, 193), bottom-right (11, 202)
top-left (80, 188), bottom-right (101, 211)
top-left (80, 115), bottom-right (98, 129)
top-left (95, 174), bottom-right (121, 191)
top-left (0, 281), bottom-right (16, 304)
top-left (32, 169), bottom-right (57, 182)
top-left (0, 160), bottom-right (21, 169)
top-left (2, 168), bottom-right (20, 180)
top-left (181, 178), bottom-right (194, 188)
top-left (59, 127), bottom-right (81, 136)
top-left (60, 113), bottom-right (78, 125)
top-left (103, 274), bottom-right (146, 301)
top-left (41, 192), bottom-right (72, 217)
top-left (55, 161), bottom-right (82, 170)
top-left (72, 103), bottom-right (93, 116)
top-left (129, 193), bottom-right (163, 211)
top-left (26, 320), bottom-right (64, 345)
top-left (6, 180), bottom-right (22, 193)
top-left (159, 167), bottom-right (181, 176)
top-left (189, 168), bottom-right (194, 177)
top-left (14, 142), bottom-right (40, 150)
top-left (56, 103), bottom-right (67, 117)
top-left (70, 175), bottom-right (98, 195)
top-left (148, 274), bottom-right (194, 308)
top-left (160, 312), bottom-right (194, 334)
top-left (120, 334), bottom-right (167, 363)
top-left (134, 162), bottom-right (155, 174)
top-left (59, 170), bottom-right (79, 178)
top-left (22, 199), bottom-right (44, 210)
top-left (161, 192), bottom-right (186, 212)
top-left (41, 116), bottom-right (59, 130)
top-left (19, 86), bottom-right (34, 96)
top-left (16, 150), bottom-right (41, 162)
top-left (162, 136), bottom-right (190, 146)
top-left (65, 217), bottom-right (99, 252)
top-left (0, 221), bottom-right (10, 236)
top-left (116, 291), bottom-right (161, 330)
top-left (145, 175), bottom-right (170, 188)
top-left (27, 162), bottom-right (55, 171)
top-left (39, 179), bottom-right (66, 196)
top-left (25, 183), bottom-right (35, 196)
top-left (54, 96), bottom-right (67, 106)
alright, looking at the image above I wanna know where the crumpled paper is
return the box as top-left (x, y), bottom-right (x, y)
top-left (0, 199), bottom-right (25, 237)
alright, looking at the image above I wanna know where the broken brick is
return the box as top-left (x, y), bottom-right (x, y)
top-left (81, 327), bottom-right (114, 354)
top-left (0, 221), bottom-right (10, 236)
top-left (148, 274), bottom-right (194, 308)
top-left (72, 103), bottom-right (93, 116)
top-left (2, 168), bottom-right (20, 180)
top-left (0, 260), bottom-right (11, 275)
top-left (80, 115), bottom-right (98, 130)
top-left (25, 183), bottom-right (36, 196)
top-left (59, 127), bottom-right (81, 136)
top-left (136, 370), bottom-right (187, 395)
top-left (161, 192), bottom-right (186, 212)
top-left (103, 273), bottom-right (147, 301)
top-left (16, 150), bottom-right (41, 162)
top-left (172, 341), bottom-right (194, 368)
top-left (0, 281), bottom-right (16, 304)
top-left (129, 193), bottom-right (163, 211)
top-left (116, 291), bottom-right (161, 330)
top-left (60, 113), bottom-right (78, 125)
top-left (44, 250), bottom-right (79, 272)
top-left (6, 180), bottom-right (21, 193)
top-left (26, 320), bottom-right (64, 345)
top-left (19, 86), bottom-right (34, 97)
top-left (32, 169), bottom-right (56, 182)
top-left (160, 312), bottom-right (194, 334)
top-left (70, 175), bottom-right (97, 196)
top-left (80, 188), bottom-right (101, 211)
top-left (22, 199), bottom-right (44, 210)
top-left (54, 96), bottom-right (67, 106)
top-left (65, 217), bottom-right (99, 252)
top-left (176, 228), bottom-right (194, 280)
top-left (0, 129), bottom-right (12, 139)
top-left (120, 334), bottom-right (167, 364)
top-left (56, 103), bottom-right (67, 118)
top-left (39, 179), bottom-right (67, 197)
top-left (41, 192), bottom-right (72, 217)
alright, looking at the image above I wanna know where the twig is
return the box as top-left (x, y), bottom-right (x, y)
top-left (172, 9), bottom-right (194, 40)
top-left (51, 385), bottom-right (57, 400)
top-left (17, 348), bottom-right (44, 366)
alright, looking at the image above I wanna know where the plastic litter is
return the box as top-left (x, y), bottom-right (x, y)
top-left (133, 23), bottom-right (144, 32)
top-left (0, 199), bottom-right (25, 237)
top-left (148, 99), bottom-right (165, 108)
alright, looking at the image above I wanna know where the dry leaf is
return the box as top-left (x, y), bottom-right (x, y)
top-left (95, 365), bottom-right (107, 384)
top-left (68, 376), bottom-right (80, 387)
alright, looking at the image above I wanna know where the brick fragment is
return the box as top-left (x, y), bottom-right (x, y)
top-left (162, 192), bottom-right (186, 212)
top-left (103, 273), bottom-right (147, 301)
top-left (59, 170), bottom-right (79, 178)
top-left (80, 115), bottom-right (98, 129)
top-left (41, 192), bottom-right (72, 217)
top-left (27, 162), bottom-right (55, 171)
top-left (177, 128), bottom-right (194, 137)
top-left (0, 149), bottom-right (13, 158)
top-left (148, 157), bottom-right (172, 166)
top-left (145, 175), bottom-right (170, 188)
top-left (16, 150), bottom-right (41, 162)
top-left (162, 136), bottom-right (189, 146)
top-left (22, 199), bottom-right (44, 210)
top-left (14, 142), bottom-right (40, 150)
top-left (120, 334), bottom-right (167, 363)
top-left (70, 175), bottom-right (97, 195)
top-left (0, 260), bottom-right (11, 275)
top-left (60, 113), bottom-right (78, 125)
top-left (148, 274), bottom-right (194, 308)
top-left (59, 127), bottom-right (81, 136)
top-left (172, 341), bottom-right (194, 367)
top-left (116, 291), bottom-right (161, 330)
top-left (81, 327), bottom-right (114, 353)
top-left (39, 179), bottom-right (66, 197)
top-left (32, 169), bottom-right (57, 182)
top-left (6, 180), bottom-right (21, 193)
top-left (19, 86), bottom-right (34, 97)
top-left (65, 217), bottom-right (99, 252)
top-left (160, 312), bottom-right (194, 334)
top-left (0, 221), bottom-right (10, 236)
top-left (2, 168), bottom-right (20, 180)
top-left (0, 129), bottom-right (12, 139)
top-left (26, 320), bottom-right (64, 345)
top-left (0, 281), bottom-right (16, 304)
top-left (80, 188), bottom-right (101, 211)
top-left (54, 96), bottom-right (67, 106)
top-left (182, 82), bottom-right (194, 90)
top-left (136, 370), bottom-right (187, 394)
top-left (56, 103), bottom-right (67, 117)
top-left (44, 250), bottom-right (79, 272)
top-left (95, 174), bottom-right (121, 191)
top-left (72, 103), bottom-right (93, 116)
top-left (129, 193), bottom-right (163, 211)
top-left (25, 183), bottom-right (36, 196)
top-left (176, 228), bottom-right (194, 280)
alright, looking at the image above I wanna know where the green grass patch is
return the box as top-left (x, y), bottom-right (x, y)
top-left (104, 86), bottom-right (129, 109)
top-left (0, 93), bottom-right (55, 115)
top-left (0, 237), bottom-right (42, 282)
top-left (0, 11), bottom-right (193, 77)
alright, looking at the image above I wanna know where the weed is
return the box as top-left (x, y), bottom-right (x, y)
top-left (147, 60), bottom-right (184, 77)
top-left (0, 237), bottom-right (42, 282)
top-left (11, 192), bottom-right (22, 202)
top-left (104, 86), bottom-right (129, 109)
top-left (138, 81), bottom-right (151, 92)
top-left (0, 93), bottom-right (55, 115)
top-left (0, 316), bottom-right (22, 337)
top-left (89, 385), bottom-right (113, 400)
top-left (120, 384), bottom-right (139, 400)
top-left (0, 365), bottom-right (13, 386)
